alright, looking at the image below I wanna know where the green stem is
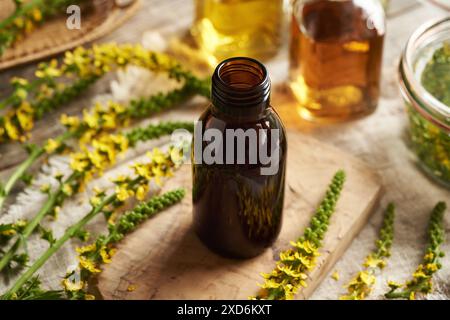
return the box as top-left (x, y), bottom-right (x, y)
top-left (0, 148), bottom-right (44, 213)
top-left (0, 172), bottom-right (80, 272)
top-left (2, 177), bottom-right (142, 299)
top-left (2, 192), bottom-right (116, 299)
top-left (0, 130), bottom-right (76, 214)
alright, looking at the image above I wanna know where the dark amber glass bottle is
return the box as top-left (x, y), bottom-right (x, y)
top-left (192, 57), bottom-right (287, 259)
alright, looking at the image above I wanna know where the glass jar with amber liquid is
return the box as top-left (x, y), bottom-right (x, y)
top-left (289, 0), bottom-right (386, 122)
top-left (191, 0), bottom-right (284, 65)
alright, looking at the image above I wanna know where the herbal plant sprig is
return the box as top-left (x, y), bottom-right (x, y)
top-left (0, 43), bottom-right (206, 143)
top-left (0, 0), bottom-right (86, 57)
top-left (340, 203), bottom-right (396, 300)
top-left (62, 189), bottom-right (186, 300)
top-left (0, 121), bottom-right (194, 273)
top-left (1, 146), bottom-right (184, 300)
top-left (385, 202), bottom-right (447, 300)
top-left (254, 170), bottom-right (346, 300)
top-left (0, 129), bottom-right (79, 213)
top-left (0, 80), bottom-right (206, 214)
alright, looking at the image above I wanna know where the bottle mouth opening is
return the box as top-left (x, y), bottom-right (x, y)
top-left (217, 58), bottom-right (266, 90)
top-left (211, 57), bottom-right (271, 115)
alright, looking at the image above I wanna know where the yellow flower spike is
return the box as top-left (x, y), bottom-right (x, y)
top-left (61, 278), bottom-right (85, 292)
top-left (78, 256), bottom-right (101, 273)
top-left (44, 138), bottom-right (60, 154)
top-left (409, 292), bottom-right (415, 300)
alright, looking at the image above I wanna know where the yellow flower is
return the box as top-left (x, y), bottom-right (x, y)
top-left (100, 247), bottom-right (116, 264)
top-left (425, 263), bottom-right (438, 272)
top-left (424, 252), bottom-right (435, 262)
top-left (1, 228), bottom-right (16, 236)
top-left (115, 185), bottom-right (134, 202)
top-left (90, 195), bottom-right (102, 206)
top-left (36, 60), bottom-right (62, 78)
top-left (358, 271), bottom-right (376, 286)
top-left (136, 184), bottom-right (148, 201)
top-left (364, 255), bottom-right (385, 269)
top-left (83, 109), bottom-right (100, 128)
top-left (127, 285), bottom-right (137, 292)
top-left (62, 278), bottom-right (85, 292)
top-left (78, 256), bottom-right (101, 273)
top-left (60, 114), bottom-right (80, 129)
top-left (44, 139), bottom-right (60, 154)
top-left (16, 102), bottom-right (34, 131)
top-left (413, 269), bottom-right (428, 279)
top-left (331, 270), bottom-right (340, 281)
top-left (70, 153), bottom-right (90, 172)
top-left (4, 116), bottom-right (20, 141)
top-left (32, 8), bottom-right (42, 22)
top-left (150, 148), bottom-right (166, 164)
top-left (14, 17), bottom-right (24, 28)
top-left (409, 291), bottom-right (415, 300)
top-left (76, 243), bottom-right (97, 254)
top-left (133, 163), bottom-right (152, 180)
top-left (62, 184), bottom-right (73, 196)
top-left (85, 294), bottom-right (96, 300)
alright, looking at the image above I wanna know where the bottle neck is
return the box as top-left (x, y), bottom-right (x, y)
top-left (211, 57), bottom-right (271, 120)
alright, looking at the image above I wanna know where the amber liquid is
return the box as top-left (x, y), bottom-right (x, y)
top-left (289, 0), bottom-right (385, 122)
top-left (192, 0), bottom-right (283, 65)
top-left (192, 109), bottom-right (287, 259)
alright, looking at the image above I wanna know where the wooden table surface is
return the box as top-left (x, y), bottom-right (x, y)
top-left (1, 0), bottom-right (449, 299)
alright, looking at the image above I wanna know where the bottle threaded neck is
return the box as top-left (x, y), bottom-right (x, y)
top-left (211, 57), bottom-right (271, 116)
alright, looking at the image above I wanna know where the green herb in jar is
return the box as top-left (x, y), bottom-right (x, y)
top-left (405, 43), bottom-right (450, 187)
top-left (421, 43), bottom-right (450, 107)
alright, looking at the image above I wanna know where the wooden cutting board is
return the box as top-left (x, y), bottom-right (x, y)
top-left (97, 130), bottom-right (382, 300)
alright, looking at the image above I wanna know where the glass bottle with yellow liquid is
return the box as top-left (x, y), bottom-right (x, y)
top-left (289, 0), bottom-right (386, 122)
top-left (191, 0), bottom-right (284, 65)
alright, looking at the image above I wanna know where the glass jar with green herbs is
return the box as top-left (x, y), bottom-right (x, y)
top-left (399, 17), bottom-right (450, 188)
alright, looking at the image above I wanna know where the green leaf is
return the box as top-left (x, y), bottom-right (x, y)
top-left (39, 226), bottom-right (55, 246)
top-left (20, 172), bottom-right (33, 185)
top-left (74, 229), bottom-right (90, 242)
